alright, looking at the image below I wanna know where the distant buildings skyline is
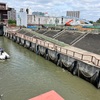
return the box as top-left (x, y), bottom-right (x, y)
top-left (0, 0), bottom-right (100, 21)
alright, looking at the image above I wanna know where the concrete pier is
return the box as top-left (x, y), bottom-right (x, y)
top-left (4, 29), bottom-right (100, 89)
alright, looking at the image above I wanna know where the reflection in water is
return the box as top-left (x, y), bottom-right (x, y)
top-left (0, 37), bottom-right (100, 100)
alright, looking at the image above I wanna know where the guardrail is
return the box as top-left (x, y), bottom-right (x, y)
top-left (9, 32), bottom-right (100, 67)
top-left (55, 45), bottom-right (100, 67)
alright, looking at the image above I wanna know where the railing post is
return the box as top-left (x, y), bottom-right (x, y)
top-left (44, 41), bottom-right (45, 46)
top-left (60, 47), bottom-right (61, 52)
top-left (53, 43), bottom-right (55, 50)
top-left (55, 46), bottom-right (57, 51)
top-left (91, 56), bottom-right (93, 62)
top-left (97, 59), bottom-right (100, 66)
top-left (73, 52), bottom-right (75, 57)
top-left (36, 39), bottom-right (38, 44)
top-left (54, 45), bottom-right (57, 51)
top-left (65, 49), bottom-right (68, 55)
top-left (48, 43), bottom-right (49, 47)
top-left (81, 54), bottom-right (83, 60)
top-left (40, 41), bottom-right (41, 45)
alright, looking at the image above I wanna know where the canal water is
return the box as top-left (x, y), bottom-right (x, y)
top-left (0, 37), bottom-right (100, 100)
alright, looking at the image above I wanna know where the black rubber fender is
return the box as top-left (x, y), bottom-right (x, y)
top-left (71, 61), bottom-right (78, 75)
top-left (95, 71), bottom-right (100, 89)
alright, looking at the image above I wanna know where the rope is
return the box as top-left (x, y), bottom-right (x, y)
top-left (80, 69), bottom-right (92, 78)
top-left (49, 54), bottom-right (56, 61)
top-left (62, 60), bottom-right (70, 68)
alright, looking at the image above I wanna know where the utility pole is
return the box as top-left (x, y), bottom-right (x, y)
top-left (38, 17), bottom-right (40, 30)
top-left (61, 16), bottom-right (63, 30)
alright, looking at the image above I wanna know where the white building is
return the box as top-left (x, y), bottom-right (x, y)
top-left (16, 12), bottom-right (27, 27)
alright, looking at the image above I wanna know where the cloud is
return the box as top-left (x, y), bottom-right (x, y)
top-left (0, 0), bottom-right (100, 21)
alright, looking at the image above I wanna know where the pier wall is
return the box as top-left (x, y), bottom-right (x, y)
top-left (4, 31), bottom-right (100, 89)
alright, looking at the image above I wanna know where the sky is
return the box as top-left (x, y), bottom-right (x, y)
top-left (0, 0), bottom-right (100, 21)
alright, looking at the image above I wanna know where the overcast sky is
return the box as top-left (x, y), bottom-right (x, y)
top-left (0, 0), bottom-right (100, 21)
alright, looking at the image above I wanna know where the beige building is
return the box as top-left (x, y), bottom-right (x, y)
top-left (27, 15), bottom-right (69, 26)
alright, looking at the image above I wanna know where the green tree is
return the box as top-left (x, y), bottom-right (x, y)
top-left (89, 21), bottom-right (93, 24)
top-left (8, 20), bottom-right (16, 25)
top-left (96, 18), bottom-right (100, 23)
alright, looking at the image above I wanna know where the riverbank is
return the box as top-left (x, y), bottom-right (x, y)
top-left (4, 28), bottom-right (100, 88)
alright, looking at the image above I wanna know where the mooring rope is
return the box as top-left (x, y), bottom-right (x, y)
top-left (49, 54), bottom-right (56, 61)
top-left (80, 69), bottom-right (92, 78)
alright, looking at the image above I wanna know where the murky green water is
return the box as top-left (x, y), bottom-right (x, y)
top-left (0, 37), bottom-right (100, 100)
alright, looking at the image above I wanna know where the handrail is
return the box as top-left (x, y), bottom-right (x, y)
top-left (11, 32), bottom-right (100, 67)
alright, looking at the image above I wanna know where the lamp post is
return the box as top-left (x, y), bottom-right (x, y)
top-left (38, 17), bottom-right (40, 30)
top-left (61, 16), bottom-right (63, 30)
top-left (55, 18), bottom-right (59, 30)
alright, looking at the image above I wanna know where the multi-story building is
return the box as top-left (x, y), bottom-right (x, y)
top-left (67, 11), bottom-right (80, 18)
top-left (16, 10), bottom-right (27, 27)
top-left (8, 8), bottom-right (16, 20)
top-left (0, 2), bottom-right (8, 24)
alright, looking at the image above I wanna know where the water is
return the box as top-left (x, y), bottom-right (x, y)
top-left (0, 37), bottom-right (100, 100)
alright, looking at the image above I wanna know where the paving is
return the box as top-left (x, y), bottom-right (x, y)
top-left (42, 30), bottom-right (60, 37)
top-left (56, 31), bottom-right (83, 44)
top-left (36, 29), bottom-right (47, 34)
top-left (75, 33), bottom-right (100, 54)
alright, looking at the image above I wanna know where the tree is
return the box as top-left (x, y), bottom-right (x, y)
top-left (96, 18), bottom-right (100, 23)
top-left (8, 20), bottom-right (16, 25)
top-left (89, 21), bottom-right (93, 24)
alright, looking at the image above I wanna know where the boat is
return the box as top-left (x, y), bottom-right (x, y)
top-left (0, 48), bottom-right (10, 60)
top-left (29, 90), bottom-right (64, 100)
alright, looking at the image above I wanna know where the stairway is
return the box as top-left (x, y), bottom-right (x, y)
top-left (70, 32), bottom-right (90, 46)
top-left (53, 30), bottom-right (65, 39)
top-left (43, 29), bottom-right (50, 35)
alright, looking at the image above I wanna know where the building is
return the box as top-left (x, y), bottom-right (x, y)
top-left (32, 12), bottom-right (45, 16)
top-left (27, 15), bottom-right (68, 26)
top-left (8, 8), bottom-right (16, 20)
top-left (67, 11), bottom-right (80, 18)
top-left (0, 3), bottom-right (8, 24)
top-left (16, 11), bottom-right (27, 27)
